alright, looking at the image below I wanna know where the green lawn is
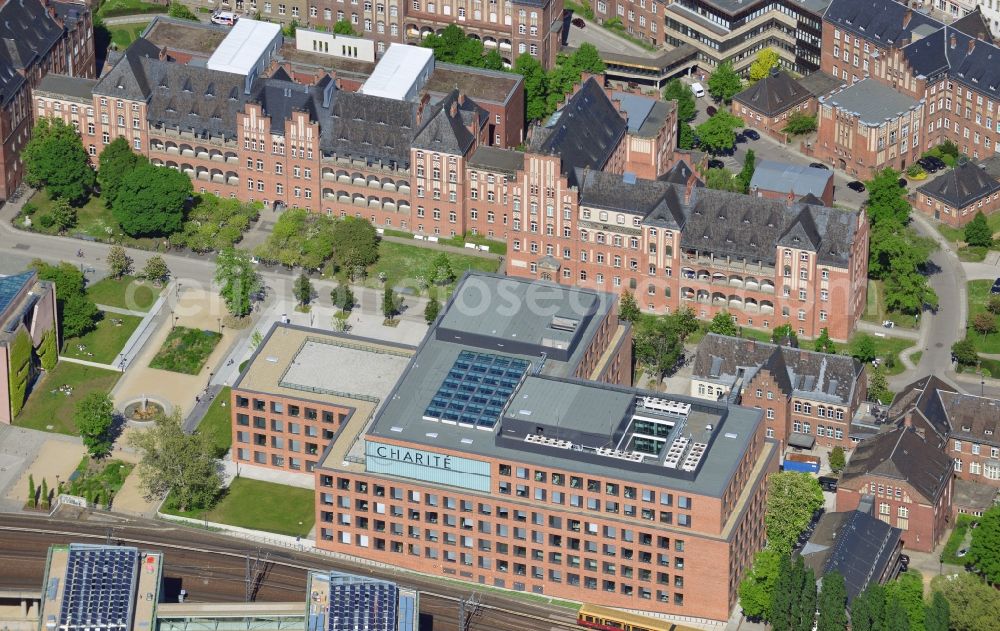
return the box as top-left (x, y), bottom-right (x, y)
top-left (149, 327), bottom-right (221, 374)
top-left (197, 387), bottom-right (232, 458)
top-left (97, 0), bottom-right (167, 18)
top-left (437, 233), bottom-right (508, 256)
top-left (911, 351), bottom-right (922, 365)
top-left (861, 279), bottom-right (920, 330)
top-left (22, 191), bottom-right (164, 249)
top-left (109, 21), bottom-right (149, 48)
top-left (61, 313), bottom-right (142, 365)
top-left (851, 333), bottom-right (915, 376)
top-left (86, 276), bottom-right (162, 312)
top-left (937, 212), bottom-right (1000, 244)
top-left (967, 280), bottom-right (1000, 354)
top-left (163, 477), bottom-right (315, 537)
top-left (941, 514), bottom-right (975, 565)
top-left (360, 241), bottom-right (499, 293)
top-left (15, 363), bottom-right (121, 434)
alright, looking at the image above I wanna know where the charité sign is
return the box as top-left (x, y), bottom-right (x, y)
top-left (365, 441), bottom-right (491, 491)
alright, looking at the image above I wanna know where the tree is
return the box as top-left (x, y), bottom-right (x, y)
top-left (973, 312), bottom-right (998, 338)
top-left (987, 295), bottom-right (1000, 315)
top-left (515, 53), bottom-right (548, 122)
top-left (430, 253), bottom-right (456, 286)
top-left (22, 117), bottom-right (94, 205)
top-left (249, 329), bottom-right (263, 349)
top-left (970, 505), bottom-right (1000, 584)
top-left (633, 308), bottom-right (699, 379)
top-left (814, 328), bottom-right (836, 354)
top-left (933, 572), bottom-right (1000, 631)
top-left (868, 169), bottom-right (912, 226)
top-left (254, 208), bottom-right (336, 269)
top-left (113, 163), bottom-right (192, 237)
top-left (924, 590), bottom-right (950, 631)
top-left (850, 334), bottom-right (878, 362)
top-left (784, 112), bottom-right (818, 135)
top-left (885, 595), bottom-right (912, 631)
top-left (772, 323), bottom-right (798, 346)
top-left (214, 247), bottom-right (261, 318)
top-left (98, 137), bottom-right (146, 208)
top-left (739, 548), bottom-right (782, 621)
top-left (707, 60), bottom-right (743, 103)
top-left (829, 446), bottom-right (846, 473)
top-left (964, 211), bottom-right (993, 248)
top-left (294, 273), bottom-right (313, 307)
top-left (662, 79), bottom-right (696, 122)
top-left (482, 49), bottom-right (504, 71)
top-left (572, 43), bottom-right (605, 74)
top-left (331, 285), bottom-right (356, 312)
top-left (771, 555), bottom-right (808, 631)
top-left (869, 365), bottom-right (891, 403)
top-left (30, 260), bottom-right (98, 338)
top-left (382, 284), bottom-right (399, 320)
top-left (331, 216), bottom-right (380, 272)
top-left (678, 122), bottom-right (695, 150)
top-left (167, 1), bottom-right (198, 19)
top-left (850, 584), bottom-right (888, 631)
top-left (885, 571), bottom-right (925, 631)
top-left (424, 296), bottom-right (441, 324)
top-left (28, 474), bottom-right (36, 509)
top-left (282, 18), bottom-right (299, 37)
top-left (106, 245), bottom-right (133, 280)
top-left (695, 111), bottom-right (744, 154)
top-left (705, 167), bottom-right (742, 192)
top-left (423, 24), bottom-right (488, 67)
top-left (952, 337), bottom-right (979, 366)
top-left (749, 48), bottom-right (781, 82)
top-left (129, 410), bottom-right (222, 512)
top-left (737, 149), bottom-right (756, 193)
top-left (619, 291), bottom-right (640, 322)
top-left (39, 478), bottom-right (49, 509)
top-left (766, 471), bottom-right (823, 554)
top-left (142, 255), bottom-right (169, 285)
top-left (73, 392), bottom-right (115, 459)
top-left (333, 19), bottom-right (357, 35)
top-left (709, 311), bottom-right (739, 336)
top-left (49, 198), bottom-right (77, 232)
top-left (795, 565), bottom-right (817, 631)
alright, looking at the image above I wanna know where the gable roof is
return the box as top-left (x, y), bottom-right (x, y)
top-left (412, 90), bottom-right (483, 155)
top-left (0, 0), bottom-right (65, 72)
top-left (823, 0), bottom-right (942, 47)
top-left (917, 159), bottom-right (1000, 208)
top-left (658, 159), bottom-right (697, 186)
top-left (576, 169), bottom-right (682, 227)
top-left (750, 160), bottom-right (833, 197)
top-left (733, 70), bottom-right (812, 117)
top-left (324, 89), bottom-right (416, 165)
top-left (840, 426), bottom-right (952, 501)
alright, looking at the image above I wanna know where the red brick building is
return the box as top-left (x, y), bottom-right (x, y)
top-left (914, 159), bottom-right (1000, 227)
top-left (732, 70), bottom-right (816, 144)
top-left (836, 426), bottom-right (953, 552)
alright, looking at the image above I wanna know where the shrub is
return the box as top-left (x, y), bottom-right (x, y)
top-left (37, 214), bottom-right (55, 229)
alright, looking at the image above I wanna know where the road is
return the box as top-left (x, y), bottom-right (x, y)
top-left (0, 512), bottom-right (582, 631)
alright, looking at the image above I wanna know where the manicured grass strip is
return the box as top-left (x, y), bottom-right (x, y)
top-left (366, 241), bottom-right (499, 292)
top-left (61, 313), bottom-right (142, 365)
top-left (941, 513), bottom-right (975, 566)
top-left (850, 334), bottom-right (915, 376)
top-left (149, 326), bottom-right (221, 375)
top-left (86, 276), bottom-right (162, 312)
top-left (163, 478), bottom-right (315, 537)
top-left (15, 363), bottom-right (121, 435)
top-left (967, 280), bottom-right (1000, 354)
top-left (197, 387), bottom-right (232, 458)
top-left (109, 21), bottom-right (149, 48)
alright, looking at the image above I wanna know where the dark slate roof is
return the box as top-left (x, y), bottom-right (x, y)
top-left (840, 426), bottom-right (952, 501)
top-left (0, 0), bottom-right (64, 71)
top-left (800, 510), bottom-right (902, 602)
top-left (733, 70), bottom-right (812, 117)
top-left (325, 90), bottom-right (416, 165)
top-left (917, 159), bottom-right (1000, 208)
top-left (412, 90), bottom-right (482, 154)
top-left (823, 0), bottom-right (942, 47)
top-left (52, 0), bottom-right (89, 30)
top-left (887, 374), bottom-right (957, 440)
top-left (0, 52), bottom-right (24, 105)
top-left (468, 146), bottom-right (524, 173)
top-left (529, 78), bottom-right (627, 187)
top-left (950, 7), bottom-right (993, 40)
top-left (692, 333), bottom-right (863, 405)
top-left (143, 57), bottom-right (248, 139)
top-left (680, 187), bottom-right (858, 267)
top-left (251, 76), bottom-right (332, 135)
top-left (93, 38), bottom-right (159, 100)
top-left (35, 74), bottom-right (98, 100)
top-left (577, 169), bottom-right (684, 226)
top-left (658, 159), bottom-right (697, 186)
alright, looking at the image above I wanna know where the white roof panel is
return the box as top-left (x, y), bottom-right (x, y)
top-left (360, 43), bottom-right (433, 100)
top-left (206, 18), bottom-right (281, 75)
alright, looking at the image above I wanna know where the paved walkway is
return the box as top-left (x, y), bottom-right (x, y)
top-left (58, 356), bottom-right (118, 370)
top-left (96, 304), bottom-right (149, 317)
top-left (380, 233), bottom-right (500, 259)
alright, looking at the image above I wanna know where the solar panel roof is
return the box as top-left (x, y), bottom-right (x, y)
top-left (328, 580), bottom-right (399, 631)
top-left (0, 271), bottom-right (33, 317)
top-left (60, 545), bottom-right (139, 631)
top-left (423, 350), bottom-right (530, 429)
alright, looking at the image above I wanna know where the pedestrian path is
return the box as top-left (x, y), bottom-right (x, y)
top-left (58, 356), bottom-right (117, 370)
top-left (96, 304), bottom-right (148, 317)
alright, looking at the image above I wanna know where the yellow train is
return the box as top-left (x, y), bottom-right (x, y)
top-left (577, 604), bottom-right (700, 631)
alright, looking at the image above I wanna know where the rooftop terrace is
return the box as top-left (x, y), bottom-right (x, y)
top-left (144, 16), bottom-right (230, 57)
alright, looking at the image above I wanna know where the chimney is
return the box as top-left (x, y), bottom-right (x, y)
top-left (458, 92), bottom-right (465, 106)
top-left (968, 38), bottom-right (976, 54)
top-left (158, 46), bottom-right (168, 62)
top-left (684, 176), bottom-right (696, 203)
top-left (786, 189), bottom-right (795, 206)
top-left (449, 99), bottom-right (458, 118)
top-left (902, 8), bottom-right (912, 29)
top-left (950, 33), bottom-right (957, 49)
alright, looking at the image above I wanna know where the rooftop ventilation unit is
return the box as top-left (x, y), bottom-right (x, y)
top-left (524, 433), bottom-right (573, 449)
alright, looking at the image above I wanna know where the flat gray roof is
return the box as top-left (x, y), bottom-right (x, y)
top-left (282, 338), bottom-right (411, 401)
top-left (822, 79), bottom-right (920, 126)
top-left (506, 377), bottom-right (634, 435)
top-left (750, 160), bottom-right (832, 196)
top-left (35, 74), bottom-right (97, 100)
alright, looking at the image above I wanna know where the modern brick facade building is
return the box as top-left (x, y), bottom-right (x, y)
top-left (914, 158), bottom-right (1000, 227)
top-left (0, 0), bottom-right (95, 199)
top-left (0, 271), bottom-right (58, 425)
top-left (836, 426), bottom-right (953, 552)
top-left (689, 334), bottom-right (867, 451)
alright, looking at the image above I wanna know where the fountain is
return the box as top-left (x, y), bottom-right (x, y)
top-left (123, 395), bottom-right (166, 421)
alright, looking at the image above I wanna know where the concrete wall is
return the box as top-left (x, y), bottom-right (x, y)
top-left (295, 28), bottom-right (376, 64)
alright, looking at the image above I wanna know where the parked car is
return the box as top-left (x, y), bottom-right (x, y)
top-left (898, 178), bottom-right (908, 188)
top-left (991, 277), bottom-right (1000, 294)
top-left (957, 548), bottom-right (969, 558)
top-left (917, 157), bottom-right (942, 173)
top-left (211, 10), bottom-right (238, 25)
top-left (809, 162), bottom-right (829, 170)
top-left (706, 105), bottom-right (717, 117)
top-left (743, 129), bottom-right (760, 140)
top-left (847, 180), bottom-right (866, 192)
top-left (926, 155), bottom-right (946, 169)
top-left (735, 133), bottom-right (747, 143)
top-left (571, 17), bottom-right (585, 27)
top-left (707, 158), bottom-right (725, 169)
top-left (713, 145), bottom-right (735, 157)
top-left (818, 476), bottom-right (838, 492)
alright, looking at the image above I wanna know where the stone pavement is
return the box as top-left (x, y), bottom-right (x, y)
top-left (221, 460), bottom-right (315, 490)
top-left (4, 439), bottom-right (85, 507)
top-left (96, 304), bottom-right (148, 317)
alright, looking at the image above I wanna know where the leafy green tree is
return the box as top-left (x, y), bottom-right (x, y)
top-left (23, 117), bottom-right (94, 205)
top-left (772, 323), bottom-right (798, 345)
top-left (331, 285), bottom-right (356, 311)
top-left (970, 504), bottom-right (1000, 584)
top-left (170, 195), bottom-right (259, 254)
top-left (708, 60), bottom-right (743, 103)
top-left (129, 409), bottom-right (222, 512)
top-left (924, 590), bottom-right (950, 631)
top-left (883, 249), bottom-right (938, 314)
top-left (214, 248), bottom-right (261, 318)
top-left (794, 565), bottom-right (817, 631)
top-left (965, 211), bottom-right (994, 248)
top-left (249, 329), bottom-right (263, 349)
top-left (112, 163), bottom-right (192, 237)
top-left (572, 43), bottom-right (605, 74)
top-left (814, 327), bottom-right (836, 354)
top-left (333, 19), bottom-right (357, 35)
top-left (482, 48), bottom-right (504, 71)
top-left (678, 122), bottom-right (695, 150)
top-left (423, 24), bottom-right (488, 67)
top-left (619, 290), bottom-right (640, 322)
top-left (867, 168), bottom-right (911, 226)
top-left (382, 284), bottom-right (399, 320)
top-left (739, 548), bottom-right (782, 621)
top-left (429, 253), bottom-right (456, 286)
top-left (515, 53), bottom-right (548, 122)
top-left (142, 255), bottom-right (169, 285)
top-left (28, 474), bottom-right (36, 508)
top-left (828, 446), bottom-right (846, 473)
top-left (424, 296), bottom-right (441, 324)
top-left (98, 138), bottom-right (146, 208)
top-left (951, 337), bottom-right (979, 366)
top-left (885, 571), bottom-right (925, 631)
top-left (30, 260), bottom-right (98, 338)
top-left (737, 149), bottom-right (756, 193)
top-left (705, 167), bottom-right (742, 192)
top-left (885, 594), bottom-right (912, 631)
top-left (749, 48), bottom-right (781, 82)
top-left (784, 112), bottom-right (818, 135)
top-left (869, 365), bottom-right (891, 403)
top-left (850, 584), bottom-right (887, 631)
top-left (816, 573), bottom-right (848, 631)
top-left (933, 572), bottom-right (1000, 631)
top-left (106, 245), bottom-right (133, 279)
top-left (696, 111), bottom-right (744, 154)
top-left (709, 310), bottom-right (739, 336)
top-left (49, 198), bottom-right (77, 232)
top-left (662, 79), bottom-right (696, 122)
top-left (771, 555), bottom-right (808, 631)
top-left (167, 1), bottom-right (198, 19)
top-left (73, 392), bottom-right (115, 459)
top-left (766, 471), bottom-right (823, 555)
top-left (974, 312), bottom-right (998, 338)
top-left (254, 208), bottom-right (336, 269)
top-left (987, 295), bottom-right (1000, 315)
top-left (850, 334), bottom-right (878, 362)
top-left (294, 273), bottom-right (313, 307)
top-left (634, 308), bottom-right (699, 379)
top-left (331, 217), bottom-right (379, 272)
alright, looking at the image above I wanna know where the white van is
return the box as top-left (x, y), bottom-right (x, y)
top-left (211, 11), bottom-right (238, 25)
top-left (690, 82), bottom-right (706, 98)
